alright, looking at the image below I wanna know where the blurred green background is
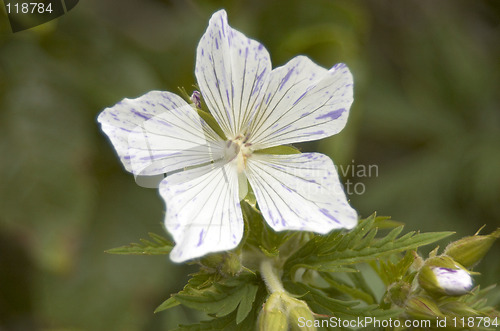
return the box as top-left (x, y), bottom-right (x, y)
top-left (1, 0), bottom-right (499, 330)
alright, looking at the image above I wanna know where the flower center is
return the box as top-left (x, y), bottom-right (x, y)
top-left (224, 134), bottom-right (253, 173)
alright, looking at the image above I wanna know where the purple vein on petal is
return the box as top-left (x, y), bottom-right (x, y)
top-left (315, 108), bottom-right (345, 120)
top-left (252, 67), bottom-right (267, 96)
top-left (197, 229), bottom-right (205, 247)
top-left (279, 67), bottom-right (295, 91)
top-left (293, 90), bottom-right (309, 106)
top-left (320, 208), bottom-right (340, 224)
top-left (131, 109), bottom-right (150, 120)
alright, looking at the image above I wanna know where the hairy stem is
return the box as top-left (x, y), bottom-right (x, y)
top-left (260, 259), bottom-right (285, 294)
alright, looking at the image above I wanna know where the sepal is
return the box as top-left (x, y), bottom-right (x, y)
top-left (406, 296), bottom-right (444, 320)
top-left (258, 293), bottom-right (289, 331)
top-left (444, 228), bottom-right (500, 268)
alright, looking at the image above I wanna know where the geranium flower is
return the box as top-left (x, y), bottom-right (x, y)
top-left (98, 10), bottom-right (357, 262)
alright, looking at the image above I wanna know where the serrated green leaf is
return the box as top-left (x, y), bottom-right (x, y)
top-left (235, 283), bottom-right (259, 324)
top-left (372, 226), bottom-right (404, 248)
top-left (352, 228), bottom-right (378, 250)
top-left (347, 271), bottom-right (378, 303)
top-left (373, 216), bottom-right (404, 229)
top-left (371, 250), bottom-right (417, 290)
top-left (284, 281), bottom-right (401, 320)
top-left (105, 232), bottom-right (173, 255)
top-left (319, 272), bottom-right (375, 304)
top-left (254, 145), bottom-right (301, 155)
top-left (242, 200), bottom-right (293, 257)
top-left (284, 214), bottom-right (454, 275)
top-left (305, 232), bottom-right (452, 273)
top-left (174, 279), bottom-right (267, 331)
top-left (154, 297), bottom-right (180, 313)
top-left (316, 217), bottom-right (376, 255)
top-left (173, 272), bottom-right (259, 323)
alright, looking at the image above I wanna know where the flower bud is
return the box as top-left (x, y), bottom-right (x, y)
top-left (444, 229), bottom-right (500, 268)
top-left (418, 256), bottom-right (473, 296)
top-left (289, 308), bottom-right (316, 331)
top-left (220, 252), bottom-right (242, 276)
top-left (406, 296), bottom-right (443, 320)
top-left (258, 293), bottom-right (288, 331)
top-left (272, 293), bottom-right (316, 331)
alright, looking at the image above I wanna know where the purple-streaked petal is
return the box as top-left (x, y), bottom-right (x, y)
top-left (195, 9), bottom-right (271, 139)
top-left (433, 267), bottom-right (473, 296)
top-left (245, 153), bottom-right (357, 233)
top-left (247, 56), bottom-right (353, 149)
top-left (160, 161), bottom-right (244, 262)
top-left (98, 91), bottom-right (225, 187)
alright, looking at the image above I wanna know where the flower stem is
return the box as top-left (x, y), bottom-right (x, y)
top-left (260, 259), bottom-right (285, 294)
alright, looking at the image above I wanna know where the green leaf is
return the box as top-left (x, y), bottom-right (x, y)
top-left (347, 271), bottom-right (378, 303)
top-left (235, 283), bottom-right (259, 324)
top-left (242, 200), bottom-right (295, 258)
top-left (254, 145), bottom-right (301, 155)
top-left (173, 272), bottom-right (259, 324)
top-left (283, 214), bottom-right (454, 274)
top-left (284, 281), bottom-right (401, 320)
top-left (154, 297), bottom-right (180, 313)
top-left (174, 313), bottom-right (238, 331)
top-left (174, 279), bottom-right (267, 331)
top-left (105, 232), bottom-right (173, 255)
top-left (371, 250), bottom-right (417, 286)
top-left (373, 216), bottom-right (404, 229)
top-left (319, 272), bottom-right (375, 304)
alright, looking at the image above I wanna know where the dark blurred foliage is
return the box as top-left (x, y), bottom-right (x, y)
top-left (0, 0), bottom-right (498, 329)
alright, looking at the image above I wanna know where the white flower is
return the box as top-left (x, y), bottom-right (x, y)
top-left (97, 10), bottom-right (357, 262)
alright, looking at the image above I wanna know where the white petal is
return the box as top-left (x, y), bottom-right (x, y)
top-left (247, 56), bottom-right (353, 149)
top-left (245, 153), bottom-right (357, 233)
top-left (195, 10), bottom-right (271, 139)
top-left (434, 268), bottom-right (473, 296)
top-left (160, 161), bottom-right (244, 262)
top-left (98, 91), bottom-right (225, 187)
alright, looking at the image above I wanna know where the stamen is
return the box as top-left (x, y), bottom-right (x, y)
top-left (190, 91), bottom-right (202, 109)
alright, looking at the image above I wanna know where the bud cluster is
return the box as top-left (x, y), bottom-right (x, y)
top-left (383, 228), bottom-right (499, 326)
top-left (258, 292), bottom-right (316, 331)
